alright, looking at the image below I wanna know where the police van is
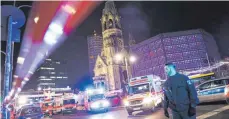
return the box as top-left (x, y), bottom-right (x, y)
top-left (196, 77), bottom-right (229, 104)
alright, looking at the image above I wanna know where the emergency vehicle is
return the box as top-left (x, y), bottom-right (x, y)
top-left (123, 75), bottom-right (164, 115)
top-left (105, 89), bottom-right (123, 107)
top-left (61, 93), bottom-right (77, 115)
top-left (41, 98), bottom-right (54, 117)
top-left (196, 77), bottom-right (229, 104)
top-left (84, 88), bottom-right (110, 113)
top-left (52, 97), bottom-right (62, 114)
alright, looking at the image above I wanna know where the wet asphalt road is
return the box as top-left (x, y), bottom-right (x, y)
top-left (48, 101), bottom-right (229, 119)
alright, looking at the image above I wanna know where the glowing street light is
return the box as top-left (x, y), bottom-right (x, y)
top-left (114, 50), bottom-right (137, 83)
top-left (129, 55), bottom-right (136, 63)
top-left (115, 53), bottom-right (123, 61)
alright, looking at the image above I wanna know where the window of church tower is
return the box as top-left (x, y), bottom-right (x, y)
top-left (108, 19), bottom-right (113, 29)
top-left (115, 20), bottom-right (120, 29)
top-left (104, 22), bottom-right (107, 30)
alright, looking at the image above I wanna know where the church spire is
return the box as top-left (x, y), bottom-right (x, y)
top-left (128, 25), bottom-right (136, 46)
top-left (103, 1), bottom-right (118, 15)
top-left (101, 1), bottom-right (121, 32)
top-left (128, 33), bottom-right (136, 46)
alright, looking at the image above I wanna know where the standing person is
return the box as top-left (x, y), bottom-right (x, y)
top-left (163, 63), bottom-right (199, 119)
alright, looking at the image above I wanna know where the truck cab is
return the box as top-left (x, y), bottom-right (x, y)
top-left (124, 75), bottom-right (163, 115)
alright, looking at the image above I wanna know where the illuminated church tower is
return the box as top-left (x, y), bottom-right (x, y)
top-left (93, 1), bottom-right (125, 90)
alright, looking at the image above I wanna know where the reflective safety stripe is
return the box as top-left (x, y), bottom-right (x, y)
top-left (198, 87), bottom-right (225, 96)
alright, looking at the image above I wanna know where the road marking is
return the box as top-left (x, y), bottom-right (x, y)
top-left (197, 105), bottom-right (229, 119)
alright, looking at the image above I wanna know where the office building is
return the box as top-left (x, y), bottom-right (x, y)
top-left (37, 58), bottom-right (68, 89)
top-left (87, 31), bottom-right (103, 76)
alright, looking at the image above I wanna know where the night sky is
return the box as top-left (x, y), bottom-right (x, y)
top-left (1, 1), bottom-right (229, 90)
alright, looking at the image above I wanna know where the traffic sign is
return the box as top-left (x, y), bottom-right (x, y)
top-left (1, 5), bottom-right (26, 28)
top-left (1, 5), bottom-right (25, 42)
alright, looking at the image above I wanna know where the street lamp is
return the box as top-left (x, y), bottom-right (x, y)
top-left (115, 53), bottom-right (123, 61)
top-left (129, 55), bottom-right (137, 63)
top-left (114, 51), bottom-right (137, 83)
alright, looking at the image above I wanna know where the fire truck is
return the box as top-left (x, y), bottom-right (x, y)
top-left (84, 88), bottom-right (110, 113)
top-left (123, 75), bottom-right (164, 115)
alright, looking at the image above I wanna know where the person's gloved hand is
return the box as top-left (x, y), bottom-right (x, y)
top-left (188, 106), bottom-right (196, 117)
top-left (164, 109), bottom-right (170, 118)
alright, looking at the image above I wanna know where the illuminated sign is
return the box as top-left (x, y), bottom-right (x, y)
top-left (130, 78), bottom-right (149, 86)
top-left (43, 87), bottom-right (71, 91)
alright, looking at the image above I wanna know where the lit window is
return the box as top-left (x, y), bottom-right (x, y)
top-left (50, 72), bottom-right (56, 74)
top-left (40, 79), bottom-right (52, 81)
top-left (39, 76), bottom-right (46, 78)
top-left (57, 77), bottom-right (62, 78)
top-left (50, 76), bottom-right (55, 78)
top-left (39, 83), bottom-right (55, 85)
top-left (63, 77), bottom-right (68, 78)
top-left (40, 67), bottom-right (54, 70)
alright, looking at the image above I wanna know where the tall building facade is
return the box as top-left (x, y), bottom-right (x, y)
top-left (87, 31), bottom-right (103, 76)
top-left (37, 58), bottom-right (68, 89)
top-left (93, 1), bottom-right (127, 90)
top-left (131, 29), bottom-right (221, 79)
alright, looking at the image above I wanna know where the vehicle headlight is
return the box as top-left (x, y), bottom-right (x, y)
top-left (102, 100), bottom-right (110, 107)
top-left (91, 102), bottom-right (99, 109)
top-left (46, 110), bottom-right (49, 112)
top-left (143, 97), bottom-right (152, 104)
top-left (123, 100), bottom-right (129, 106)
